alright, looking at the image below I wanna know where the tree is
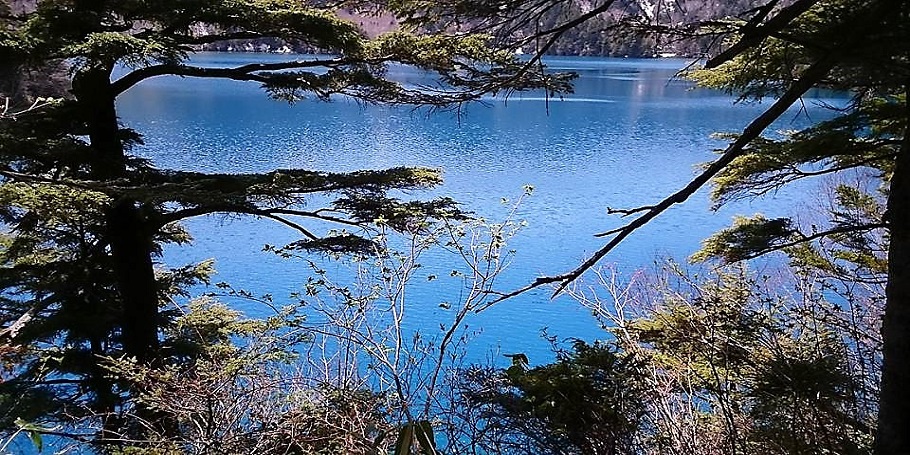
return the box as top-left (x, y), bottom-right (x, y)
top-left (422, 0), bottom-right (908, 452)
top-left (460, 254), bottom-right (881, 454)
top-left (459, 341), bottom-right (648, 455)
top-left (3, 191), bottom-right (527, 453)
top-left (0, 0), bottom-right (571, 446)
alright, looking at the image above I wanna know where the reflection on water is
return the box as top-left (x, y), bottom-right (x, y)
top-left (118, 54), bottom-right (843, 361)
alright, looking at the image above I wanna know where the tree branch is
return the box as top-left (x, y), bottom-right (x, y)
top-left (715, 150), bottom-right (899, 205)
top-left (0, 166), bottom-right (99, 192)
top-left (606, 205), bottom-right (657, 218)
top-left (738, 221), bottom-right (888, 261)
top-left (516, 0), bottom-right (618, 72)
top-left (705, 0), bottom-right (822, 69)
top-left (156, 204), bottom-right (362, 233)
top-left (490, 53), bottom-right (839, 304)
top-left (172, 31), bottom-right (275, 45)
top-left (111, 58), bottom-right (364, 95)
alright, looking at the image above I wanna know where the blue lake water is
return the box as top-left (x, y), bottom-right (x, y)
top-left (117, 53), bottom-right (842, 362)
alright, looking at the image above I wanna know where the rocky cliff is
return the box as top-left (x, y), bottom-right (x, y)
top-left (1, 0), bottom-right (763, 67)
top-left (523, 0), bottom-right (767, 57)
top-left (2, 0), bottom-right (70, 102)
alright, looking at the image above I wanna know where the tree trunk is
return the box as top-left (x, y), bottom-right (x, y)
top-left (74, 67), bottom-right (160, 361)
top-left (73, 64), bottom-right (165, 442)
top-left (108, 201), bottom-right (160, 360)
top-left (876, 84), bottom-right (910, 454)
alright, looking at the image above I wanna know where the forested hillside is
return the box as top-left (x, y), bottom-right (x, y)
top-left (511, 0), bottom-right (767, 57)
top-left (0, 0), bottom-right (67, 100)
top-left (0, 0), bottom-right (763, 58)
top-left (198, 0), bottom-right (767, 57)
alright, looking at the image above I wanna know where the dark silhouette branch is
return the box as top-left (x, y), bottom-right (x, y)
top-left (605, 205), bottom-right (657, 218)
top-left (706, 0), bottom-right (822, 68)
top-left (733, 221), bottom-right (887, 261)
top-left (515, 0), bottom-right (618, 71)
top-left (156, 205), bottom-right (363, 232)
top-left (741, 0), bottom-right (782, 27)
top-left (253, 212), bottom-right (320, 240)
top-left (488, 53), bottom-right (839, 304)
top-left (111, 58), bottom-right (364, 95)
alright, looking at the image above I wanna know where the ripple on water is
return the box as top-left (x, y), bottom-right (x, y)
top-left (117, 54), bottom-right (846, 363)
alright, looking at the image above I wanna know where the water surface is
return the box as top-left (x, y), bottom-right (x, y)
top-left (118, 54), bottom-right (841, 361)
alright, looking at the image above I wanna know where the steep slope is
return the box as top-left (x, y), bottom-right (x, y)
top-left (530, 0), bottom-right (768, 57)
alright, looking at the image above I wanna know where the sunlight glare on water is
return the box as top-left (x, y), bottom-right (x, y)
top-left (117, 54), bottom-right (844, 362)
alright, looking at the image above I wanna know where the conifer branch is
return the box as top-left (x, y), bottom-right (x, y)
top-left (157, 205), bottom-right (363, 231)
top-left (172, 31), bottom-right (282, 44)
top-left (111, 58), bottom-right (376, 95)
top-left (787, 153), bottom-right (899, 177)
top-left (714, 151), bottom-right (900, 205)
top-left (0, 167), bottom-right (98, 191)
top-left (731, 221), bottom-right (888, 261)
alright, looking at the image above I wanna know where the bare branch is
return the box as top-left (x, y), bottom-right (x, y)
top-left (705, 0), bottom-right (822, 69)
top-left (489, 53), bottom-right (839, 304)
top-left (606, 205), bottom-right (657, 218)
top-left (254, 213), bottom-right (320, 240)
top-left (0, 304), bottom-right (40, 340)
top-left (0, 97), bottom-right (58, 119)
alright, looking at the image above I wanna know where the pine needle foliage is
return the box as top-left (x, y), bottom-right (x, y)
top-left (0, 0), bottom-right (572, 447)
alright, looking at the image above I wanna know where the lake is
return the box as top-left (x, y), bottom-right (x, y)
top-left (117, 53), bottom-right (841, 363)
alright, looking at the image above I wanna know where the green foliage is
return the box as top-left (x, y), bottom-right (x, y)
top-left (463, 262), bottom-right (878, 455)
top-left (686, 0), bottom-right (902, 306)
top-left (0, 0), bottom-right (570, 448)
top-left (461, 341), bottom-right (647, 454)
top-left (81, 202), bottom-right (527, 454)
top-left (707, 97), bottom-right (904, 207)
top-left (62, 32), bottom-right (184, 68)
top-left (101, 299), bottom-right (392, 455)
top-left (692, 215), bottom-right (795, 263)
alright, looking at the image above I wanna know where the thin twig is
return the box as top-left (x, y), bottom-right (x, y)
top-left (489, 53), bottom-right (839, 304)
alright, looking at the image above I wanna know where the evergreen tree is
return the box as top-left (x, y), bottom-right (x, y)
top-left (461, 262), bottom-right (880, 454)
top-left (684, 2), bottom-right (910, 450)
top-left (650, 1), bottom-right (906, 452)
top-left (0, 0), bottom-right (570, 445)
top-left (439, 0), bottom-right (909, 452)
